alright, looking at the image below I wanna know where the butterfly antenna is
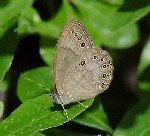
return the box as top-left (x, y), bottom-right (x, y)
top-left (24, 77), bottom-right (50, 92)
top-left (77, 101), bottom-right (88, 108)
top-left (60, 103), bottom-right (69, 120)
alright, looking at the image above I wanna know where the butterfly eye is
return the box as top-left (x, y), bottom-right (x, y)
top-left (93, 55), bottom-right (99, 60)
top-left (102, 73), bottom-right (107, 79)
top-left (80, 59), bottom-right (86, 67)
top-left (80, 42), bottom-right (85, 47)
top-left (101, 64), bottom-right (107, 70)
top-left (103, 64), bottom-right (106, 68)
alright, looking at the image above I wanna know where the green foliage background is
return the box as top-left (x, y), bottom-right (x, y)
top-left (0, 0), bottom-right (150, 135)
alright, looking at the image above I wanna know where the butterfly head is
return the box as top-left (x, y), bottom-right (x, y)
top-left (50, 91), bottom-right (71, 105)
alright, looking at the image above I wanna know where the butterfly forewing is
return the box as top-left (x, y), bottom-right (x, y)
top-left (53, 20), bottom-right (93, 95)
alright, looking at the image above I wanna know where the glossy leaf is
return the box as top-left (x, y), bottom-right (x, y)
top-left (17, 67), bottom-right (53, 102)
top-left (0, 80), bottom-right (8, 92)
top-left (0, 0), bottom-right (33, 36)
top-left (113, 100), bottom-right (150, 136)
top-left (74, 97), bottom-right (113, 134)
top-left (0, 16), bottom-right (19, 80)
top-left (73, 0), bottom-right (140, 48)
top-left (0, 101), bottom-right (4, 118)
top-left (137, 37), bottom-right (150, 77)
top-left (137, 37), bottom-right (150, 98)
top-left (39, 37), bottom-right (56, 66)
top-left (0, 94), bottom-right (93, 136)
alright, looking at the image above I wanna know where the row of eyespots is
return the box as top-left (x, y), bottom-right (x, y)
top-left (70, 28), bottom-right (93, 50)
top-left (67, 20), bottom-right (94, 47)
top-left (71, 29), bottom-right (92, 51)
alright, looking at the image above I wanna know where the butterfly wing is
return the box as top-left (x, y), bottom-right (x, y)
top-left (53, 20), bottom-right (94, 104)
top-left (62, 48), bottom-right (113, 104)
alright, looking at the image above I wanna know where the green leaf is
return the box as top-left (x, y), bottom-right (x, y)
top-left (39, 37), bottom-right (56, 66)
top-left (32, 0), bottom-right (79, 39)
top-left (112, 0), bottom-right (150, 29)
top-left (102, 23), bottom-right (139, 48)
top-left (33, 132), bottom-right (46, 136)
top-left (137, 37), bottom-right (150, 99)
top-left (0, 80), bottom-right (8, 92)
top-left (0, 101), bottom-right (4, 118)
top-left (18, 4), bottom-right (66, 39)
top-left (32, 4), bottom-right (69, 39)
top-left (73, 0), bottom-right (140, 48)
top-left (17, 67), bottom-right (53, 102)
top-left (17, 7), bottom-right (40, 35)
top-left (73, 97), bottom-right (113, 134)
top-left (113, 100), bottom-right (150, 136)
top-left (0, 0), bottom-right (33, 36)
top-left (0, 16), bottom-right (19, 81)
top-left (137, 37), bottom-right (150, 77)
top-left (0, 94), bottom-right (93, 136)
top-left (101, 0), bottom-right (123, 6)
